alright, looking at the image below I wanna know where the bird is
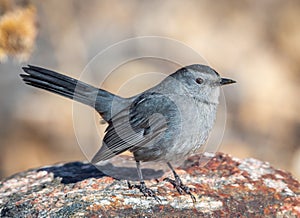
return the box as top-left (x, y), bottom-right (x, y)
top-left (20, 64), bottom-right (235, 202)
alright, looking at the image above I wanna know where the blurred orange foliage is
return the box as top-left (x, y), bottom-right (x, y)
top-left (0, 5), bottom-right (37, 61)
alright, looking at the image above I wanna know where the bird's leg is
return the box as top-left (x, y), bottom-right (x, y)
top-left (127, 161), bottom-right (161, 202)
top-left (164, 162), bottom-right (196, 202)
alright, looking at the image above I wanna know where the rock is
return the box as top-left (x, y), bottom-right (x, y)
top-left (0, 153), bottom-right (299, 217)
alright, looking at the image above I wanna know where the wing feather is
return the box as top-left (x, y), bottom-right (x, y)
top-left (91, 92), bottom-right (168, 163)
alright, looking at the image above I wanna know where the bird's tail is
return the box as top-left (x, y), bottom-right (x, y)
top-left (21, 65), bottom-right (118, 121)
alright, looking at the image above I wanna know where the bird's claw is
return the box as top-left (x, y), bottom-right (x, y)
top-left (127, 181), bottom-right (161, 203)
top-left (163, 176), bottom-right (196, 202)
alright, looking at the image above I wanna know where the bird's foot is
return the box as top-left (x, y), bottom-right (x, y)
top-left (164, 175), bottom-right (196, 202)
top-left (127, 181), bottom-right (161, 203)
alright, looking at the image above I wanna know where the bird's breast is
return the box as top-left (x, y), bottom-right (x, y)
top-left (163, 99), bottom-right (218, 161)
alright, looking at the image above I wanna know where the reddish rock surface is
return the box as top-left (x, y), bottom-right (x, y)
top-left (0, 153), bottom-right (299, 217)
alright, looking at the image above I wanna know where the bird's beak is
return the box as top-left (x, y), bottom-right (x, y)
top-left (220, 78), bottom-right (236, 86)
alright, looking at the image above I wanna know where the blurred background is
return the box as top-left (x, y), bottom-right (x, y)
top-left (0, 0), bottom-right (299, 179)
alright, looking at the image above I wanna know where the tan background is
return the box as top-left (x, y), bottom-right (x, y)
top-left (0, 0), bottom-right (299, 179)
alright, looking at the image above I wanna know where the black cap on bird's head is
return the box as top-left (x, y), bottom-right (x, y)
top-left (174, 64), bottom-right (236, 87)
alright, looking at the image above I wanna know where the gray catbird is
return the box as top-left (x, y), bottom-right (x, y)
top-left (21, 64), bottom-right (235, 202)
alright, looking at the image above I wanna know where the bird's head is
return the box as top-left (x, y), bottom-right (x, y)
top-left (170, 64), bottom-right (236, 104)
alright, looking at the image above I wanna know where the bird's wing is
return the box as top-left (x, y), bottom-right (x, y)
top-left (91, 92), bottom-right (173, 163)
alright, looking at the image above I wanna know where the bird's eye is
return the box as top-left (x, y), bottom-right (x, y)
top-left (196, 78), bottom-right (203, 84)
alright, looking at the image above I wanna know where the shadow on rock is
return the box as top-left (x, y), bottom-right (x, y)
top-left (38, 161), bottom-right (164, 183)
top-left (95, 162), bottom-right (165, 181)
top-left (38, 162), bottom-right (107, 184)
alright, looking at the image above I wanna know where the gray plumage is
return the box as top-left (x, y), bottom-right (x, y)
top-left (21, 64), bottom-right (235, 201)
